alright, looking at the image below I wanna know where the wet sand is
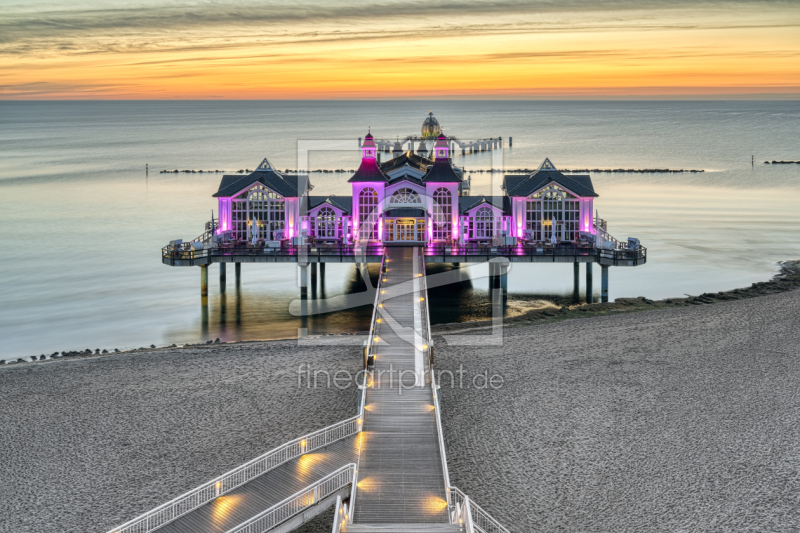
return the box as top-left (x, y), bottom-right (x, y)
top-left (2, 287), bottom-right (800, 532)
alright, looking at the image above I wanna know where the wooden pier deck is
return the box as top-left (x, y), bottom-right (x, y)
top-left (350, 246), bottom-right (450, 526)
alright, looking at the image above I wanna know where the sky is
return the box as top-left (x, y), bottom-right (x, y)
top-left (1, 0), bottom-right (799, 99)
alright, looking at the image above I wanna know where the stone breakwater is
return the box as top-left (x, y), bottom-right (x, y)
top-left (158, 167), bottom-right (705, 175)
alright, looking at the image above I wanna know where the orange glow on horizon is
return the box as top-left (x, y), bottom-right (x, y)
top-left (1, 2), bottom-right (798, 99)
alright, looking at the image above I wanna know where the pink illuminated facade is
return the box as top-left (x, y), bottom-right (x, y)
top-left (211, 135), bottom-right (597, 246)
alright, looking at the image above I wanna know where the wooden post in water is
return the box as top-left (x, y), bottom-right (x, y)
top-left (585, 262), bottom-right (593, 304)
top-left (573, 262), bottom-right (580, 301)
top-left (509, 136), bottom-right (513, 147)
top-left (601, 266), bottom-right (609, 303)
top-left (299, 263), bottom-right (308, 298)
top-left (319, 263), bottom-right (326, 297)
top-left (200, 264), bottom-right (209, 304)
top-left (310, 263), bottom-right (318, 299)
top-left (219, 263), bottom-right (226, 293)
top-left (235, 262), bottom-right (241, 287)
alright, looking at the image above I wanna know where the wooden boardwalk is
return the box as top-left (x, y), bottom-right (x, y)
top-left (350, 246), bottom-right (450, 525)
top-left (155, 436), bottom-right (359, 533)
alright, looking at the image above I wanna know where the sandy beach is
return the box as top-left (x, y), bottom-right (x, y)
top-left (2, 284), bottom-right (799, 532)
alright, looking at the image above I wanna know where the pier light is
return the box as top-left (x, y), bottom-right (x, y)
top-left (381, 290), bottom-right (385, 294)
top-left (376, 318), bottom-right (382, 323)
top-left (379, 303), bottom-right (383, 308)
top-left (420, 297), bottom-right (425, 302)
top-left (300, 440), bottom-right (307, 452)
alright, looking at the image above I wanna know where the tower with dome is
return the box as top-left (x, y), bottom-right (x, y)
top-left (421, 112), bottom-right (441, 139)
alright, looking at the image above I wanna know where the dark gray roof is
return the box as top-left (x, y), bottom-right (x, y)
top-left (384, 207), bottom-right (427, 217)
top-left (348, 159), bottom-right (388, 183)
top-left (308, 195), bottom-right (352, 214)
top-left (458, 195), bottom-right (511, 215)
top-left (422, 159), bottom-right (462, 183)
top-left (380, 151), bottom-right (432, 174)
top-left (213, 170), bottom-right (311, 198)
top-left (502, 170), bottom-right (597, 198)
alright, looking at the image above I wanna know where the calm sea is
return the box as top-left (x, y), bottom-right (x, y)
top-left (1, 101), bottom-right (799, 358)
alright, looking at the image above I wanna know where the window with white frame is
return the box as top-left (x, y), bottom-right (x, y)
top-left (390, 188), bottom-right (421, 204)
top-left (358, 188), bottom-right (379, 240)
top-left (231, 185), bottom-right (284, 241)
top-left (526, 185), bottom-right (579, 241)
top-left (432, 187), bottom-right (452, 240)
top-left (312, 206), bottom-right (338, 239)
top-left (473, 206), bottom-right (496, 239)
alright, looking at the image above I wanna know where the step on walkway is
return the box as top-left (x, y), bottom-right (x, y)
top-left (350, 246), bottom-right (449, 525)
top-left (154, 436), bottom-right (359, 533)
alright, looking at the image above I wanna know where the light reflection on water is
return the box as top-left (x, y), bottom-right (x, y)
top-left (1, 101), bottom-right (799, 358)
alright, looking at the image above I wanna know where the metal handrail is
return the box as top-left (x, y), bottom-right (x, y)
top-left (449, 487), bottom-right (511, 533)
top-left (225, 464), bottom-right (356, 533)
top-left (422, 252), bottom-right (453, 513)
top-left (108, 416), bottom-right (361, 533)
top-left (364, 255), bottom-right (386, 364)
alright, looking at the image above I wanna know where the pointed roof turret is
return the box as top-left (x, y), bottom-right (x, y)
top-left (256, 157), bottom-right (274, 171)
top-left (433, 133), bottom-right (449, 160)
top-left (349, 129), bottom-right (388, 183)
top-left (538, 157), bottom-right (557, 170)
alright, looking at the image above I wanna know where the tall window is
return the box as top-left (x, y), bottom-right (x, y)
top-left (312, 207), bottom-right (338, 239)
top-left (526, 185), bottom-right (579, 241)
top-left (231, 185), bottom-right (284, 241)
top-left (390, 188), bottom-right (421, 204)
top-left (474, 206), bottom-right (495, 239)
top-left (432, 187), bottom-right (452, 240)
top-left (358, 187), bottom-right (379, 240)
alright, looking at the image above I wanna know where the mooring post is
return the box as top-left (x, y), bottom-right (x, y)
top-left (310, 263), bottom-right (318, 299)
top-left (509, 136), bottom-right (513, 147)
top-left (601, 266), bottom-right (609, 303)
top-left (219, 262), bottom-right (226, 293)
top-left (200, 264), bottom-right (208, 301)
top-left (235, 262), bottom-right (241, 287)
top-left (299, 263), bottom-right (308, 298)
top-left (573, 262), bottom-right (580, 301)
top-left (586, 262), bottom-right (594, 304)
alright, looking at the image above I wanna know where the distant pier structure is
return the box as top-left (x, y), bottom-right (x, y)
top-left (362, 112), bottom-right (505, 156)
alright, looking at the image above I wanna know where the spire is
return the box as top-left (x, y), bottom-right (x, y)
top-left (361, 130), bottom-right (377, 160)
top-left (433, 133), bottom-right (449, 160)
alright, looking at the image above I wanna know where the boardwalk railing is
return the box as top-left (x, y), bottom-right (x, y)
top-left (449, 487), bottom-right (511, 533)
top-left (226, 464), bottom-right (356, 533)
top-left (109, 416), bottom-right (362, 533)
top-left (421, 253), bottom-right (454, 513)
top-left (162, 244), bottom-right (386, 264)
top-left (364, 255), bottom-right (386, 366)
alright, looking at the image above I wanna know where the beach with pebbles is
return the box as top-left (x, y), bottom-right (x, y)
top-left (1, 283), bottom-right (799, 532)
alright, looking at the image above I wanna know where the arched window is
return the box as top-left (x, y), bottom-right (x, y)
top-left (231, 185), bottom-right (284, 241)
top-left (313, 206), bottom-right (338, 239)
top-left (390, 188), bottom-right (421, 204)
top-left (527, 185), bottom-right (579, 241)
top-left (358, 188), bottom-right (379, 240)
top-left (432, 187), bottom-right (452, 240)
top-left (526, 185), bottom-right (581, 241)
top-left (474, 206), bottom-right (495, 239)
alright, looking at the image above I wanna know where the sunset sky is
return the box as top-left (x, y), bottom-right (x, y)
top-left (1, 0), bottom-right (799, 99)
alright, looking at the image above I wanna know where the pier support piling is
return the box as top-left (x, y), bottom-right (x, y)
top-left (319, 263), bottom-right (326, 297)
top-left (586, 263), bottom-right (593, 304)
top-left (200, 265), bottom-right (208, 301)
top-left (601, 266), bottom-right (609, 303)
top-left (310, 263), bottom-right (318, 299)
top-left (509, 136), bottom-right (513, 147)
top-left (219, 263), bottom-right (226, 293)
top-left (298, 263), bottom-right (308, 298)
top-left (573, 262), bottom-right (580, 301)
top-left (235, 262), bottom-right (241, 287)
